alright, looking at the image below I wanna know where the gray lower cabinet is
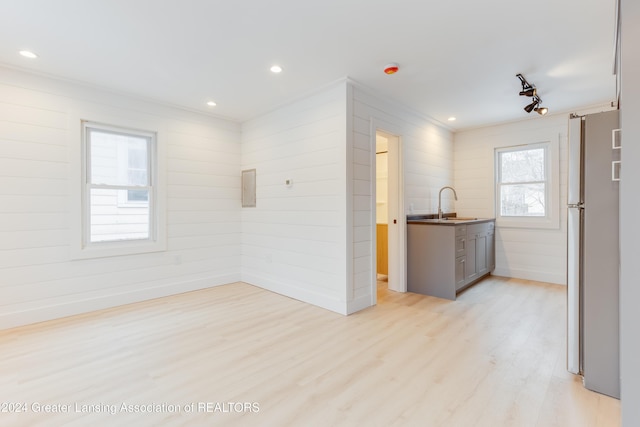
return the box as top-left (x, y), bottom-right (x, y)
top-left (407, 220), bottom-right (495, 300)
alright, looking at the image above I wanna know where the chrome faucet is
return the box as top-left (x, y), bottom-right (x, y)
top-left (438, 186), bottom-right (458, 220)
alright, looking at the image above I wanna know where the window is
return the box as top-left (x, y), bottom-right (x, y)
top-left (497, 145), bottom-right (546, 216)
top-left (495, 141), bottom-right (559, 229)
top-left (83, 122), bottom-right (155, 245)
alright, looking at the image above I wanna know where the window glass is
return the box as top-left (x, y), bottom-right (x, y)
top-left (89, 130), bottom-right (149, 186)
top-left (497, 145), bottom-right (547, 218)
top-left (499, 183), bottom-right (545, 216)
top-left (89, 189), bottom-right (150, 242)
top-left (499, 148), bottom-right (545, 183)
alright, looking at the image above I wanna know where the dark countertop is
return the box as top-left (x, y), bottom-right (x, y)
top-left (406, 214), bottom-right (495, 225)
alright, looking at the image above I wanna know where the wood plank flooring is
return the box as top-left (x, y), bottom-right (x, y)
top-left (0, 277), bottom-right (620, 426)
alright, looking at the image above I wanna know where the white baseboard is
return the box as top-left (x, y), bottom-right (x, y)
top-left (346, 294), bottom-right (374, 315)
top-left (241, 272), bottom-right (348, 315)
top-left (493, 267), bottom-right (566, 285)
top-left (0, 273), bottom-right (241, 330)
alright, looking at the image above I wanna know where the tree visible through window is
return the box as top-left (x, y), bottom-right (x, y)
top-left (497, 145), bottom-right (547, 217)
top-left (84, 122), bottom-right (155, 244)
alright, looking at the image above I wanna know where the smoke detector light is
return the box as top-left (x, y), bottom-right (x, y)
top-left (19, 50), bottom-right (38, 59)
top-left (270, 65), bottom-right (283, 73)
top-left (384, 63), bottom-right (399, 74)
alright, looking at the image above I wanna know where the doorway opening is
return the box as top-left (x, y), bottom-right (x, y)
top-left (373, 129), bottom-right (404, 303)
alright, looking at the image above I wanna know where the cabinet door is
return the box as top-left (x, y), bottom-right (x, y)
top-left (465, 234), bottom-right (478, 282)
top-left (455, 256), bottom-right (466, 290)
top-left (487, 229), bottom-right (495, 271)
top-left (476, 232), bottom-right (488, 276)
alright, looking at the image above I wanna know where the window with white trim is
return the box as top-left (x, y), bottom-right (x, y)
top-left (495, 141), bottom-right (559, 229)
top-left (83, 122), bottom-right (156, 245)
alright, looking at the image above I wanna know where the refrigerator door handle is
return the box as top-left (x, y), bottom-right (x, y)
top-left (568, 117), bottom-right (583, 206)
top-left (567, 206), bottom-right (582, 375)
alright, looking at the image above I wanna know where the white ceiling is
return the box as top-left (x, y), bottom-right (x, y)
top-left (0, 0), bottom-right (618, 130)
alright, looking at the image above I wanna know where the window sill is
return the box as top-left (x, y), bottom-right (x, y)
top-left (496, 216), bottom-right (560, 230)
top-left (71, 239), bottom-right (166, 260)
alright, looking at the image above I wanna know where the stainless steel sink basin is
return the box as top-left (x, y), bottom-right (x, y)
top-left (443, 217), bottom-right (478, 221)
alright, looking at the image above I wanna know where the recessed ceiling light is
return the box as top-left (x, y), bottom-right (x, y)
top-left (19, 50), bottom-right (38, 59)
top-left (448, 117), bottom-right (457, 122)
top-left (207, 101), bottom-right (217, 107)
top-left (270, 65), bottom-right (283, 73)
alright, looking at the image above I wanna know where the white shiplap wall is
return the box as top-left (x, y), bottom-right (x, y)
top-left (0, 66), bottom-right (241, 329)
top-left (453, 106), bottom-right (613, 285)
top-left (350, 84), bottom-right (454, 308)
top-left (240, 81), bottom-right (349, 314)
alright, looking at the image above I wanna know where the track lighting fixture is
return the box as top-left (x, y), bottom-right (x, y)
top-left (516, 73), bottom-right (549, 115)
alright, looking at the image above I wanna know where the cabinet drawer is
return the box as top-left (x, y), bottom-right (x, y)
top-left (467, 223), bottom-right (486, 236)
top-left (456, 225), bottom-right (467, 236)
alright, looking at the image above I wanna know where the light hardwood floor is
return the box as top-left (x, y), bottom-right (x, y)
top-left (0, 277), bottom-right (620, 426)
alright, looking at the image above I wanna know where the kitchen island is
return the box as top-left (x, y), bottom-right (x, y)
top-left (407, 215), bottom-right (495, 300)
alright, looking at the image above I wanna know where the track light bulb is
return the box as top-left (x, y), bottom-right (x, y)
top-left (535, 106), bottom-right (548, 115)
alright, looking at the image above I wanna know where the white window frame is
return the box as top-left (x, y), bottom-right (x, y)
top-left (71, 118), bottom-right (166, 259)
top-left (495, 140), bottom-right (560, 229)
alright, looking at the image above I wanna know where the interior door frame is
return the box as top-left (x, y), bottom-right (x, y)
top-left (371, 123), bottom-right (406, 303)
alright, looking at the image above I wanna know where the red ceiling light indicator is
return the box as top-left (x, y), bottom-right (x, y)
top-left (384, 62), bottom-right (399, 75)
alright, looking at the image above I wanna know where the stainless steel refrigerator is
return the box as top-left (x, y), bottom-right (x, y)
top-left (567, 110), bottom-right (620, 399)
